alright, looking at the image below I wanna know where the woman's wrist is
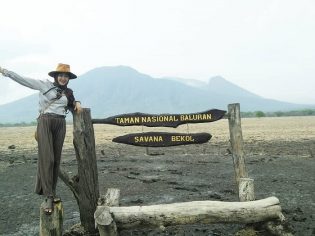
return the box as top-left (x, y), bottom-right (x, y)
top-left (0, 67), bottom-right (9, 77)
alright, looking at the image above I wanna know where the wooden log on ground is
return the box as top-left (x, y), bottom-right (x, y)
top-left (239, 177), bottom-right (255, 202)
top-left (95, 188), bottom-right (120, 236)
top-left (59, 108), bottom-right (99, 235)
top-left (103, 197), bottom-right (282, 230)
top-left (40, 201), bottom-right (63, 236)
top-left (228, 103), bottom-right (248, 191)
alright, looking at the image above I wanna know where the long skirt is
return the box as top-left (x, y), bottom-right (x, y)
top-left (35, 114), bottom-right (66, 197)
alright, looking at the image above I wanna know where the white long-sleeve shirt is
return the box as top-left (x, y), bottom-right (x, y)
top-left (5, 70), bottom-right (68, 116)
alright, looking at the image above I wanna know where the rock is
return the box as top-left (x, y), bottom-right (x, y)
top-left (208, 191), bottom-right (223, 200)
top-left (8, 145), bottom-right (16, 150)
top-left (141, 176), bottom-right (160, 183)
top-left (235, 227), bottom-right (258, 236)
top-left (63, 223), bottom-right (85, 236)
top-left (130, 198), bottom-right (144, 204)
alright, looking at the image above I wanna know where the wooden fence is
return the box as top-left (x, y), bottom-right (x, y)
top-left (40, 103), bottom-right (291, 236)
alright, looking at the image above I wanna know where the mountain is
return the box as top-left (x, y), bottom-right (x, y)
top-left (160, 76), bottom-right (208, 90)
top-left (0, 66), bottom-right (312, 123)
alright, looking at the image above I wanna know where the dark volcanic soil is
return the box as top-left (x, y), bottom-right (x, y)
top-left (0, 140), bottom-right (315, 236)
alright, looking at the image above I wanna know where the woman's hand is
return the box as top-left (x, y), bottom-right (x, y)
top-left (74, 101), bottom-right (82, 113)
top-left (0, 66), bottom-right (9, 77)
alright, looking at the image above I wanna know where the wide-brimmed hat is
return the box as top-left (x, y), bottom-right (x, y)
top-left (48, 63), bottom-right (77, 79)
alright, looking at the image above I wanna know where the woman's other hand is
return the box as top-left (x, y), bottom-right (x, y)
top-left (74, 101), bottom-right (82, 113)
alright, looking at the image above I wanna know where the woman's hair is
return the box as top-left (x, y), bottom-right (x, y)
top-left (53, 74), bottom-right (59, 81)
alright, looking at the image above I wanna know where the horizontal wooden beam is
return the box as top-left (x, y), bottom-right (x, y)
top-left (97, 197), bottom-right (282, 230)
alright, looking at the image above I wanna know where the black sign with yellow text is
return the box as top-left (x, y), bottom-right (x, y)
top-left (93, 109), bottom-right (225, 128)
top-left (112, 132), bottom-right (212, 147)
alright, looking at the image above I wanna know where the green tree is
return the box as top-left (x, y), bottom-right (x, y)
top-left (255, 111), bottom-right (265, 118)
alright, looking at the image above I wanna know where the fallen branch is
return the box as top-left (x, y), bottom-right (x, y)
top-left (101, 196), bottom-right (282, 230)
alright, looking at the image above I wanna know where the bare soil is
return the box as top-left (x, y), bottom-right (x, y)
top-left (0, 117), bottom-right (314, 236)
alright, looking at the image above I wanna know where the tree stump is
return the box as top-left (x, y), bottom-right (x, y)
top-left (239, 177), bottom-right (255, 202)
top-left (40, 201), bottom-right (63, 236)
top-left (59, 108), bottom-right (99, 234)
top-left (95, 188), bottom-right (120, 236)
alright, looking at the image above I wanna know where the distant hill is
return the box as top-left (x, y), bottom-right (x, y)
top-left (0, 66), bottom-right (313, 123)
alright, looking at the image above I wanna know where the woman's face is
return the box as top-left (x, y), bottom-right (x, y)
top-left (57, 73), bottom-right (70, 86)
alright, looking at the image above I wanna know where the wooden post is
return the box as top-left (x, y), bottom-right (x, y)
top-left (40, 202), bottom-right (63, 236)
top-left (95, 188), bottom-right (120, 236)
top-left (239, 178), bottom-right (255, 201)
top-left (228, 103), bottom-right (248, 191)
top-left (59, 108), bottom-right (99, 235)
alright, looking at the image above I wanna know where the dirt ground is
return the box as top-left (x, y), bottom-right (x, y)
top-left (0, 116), bottom-right (314, 236)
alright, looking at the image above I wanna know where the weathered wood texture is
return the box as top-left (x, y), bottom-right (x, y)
top-left (112, 132), bottom-right (211, 147)
top-left (101, 197), bottom-right (282, 230)
top-left (59, 108), bottom-right (99, 234)
top-left (92, 109), bottom-right (226, 127)
top-left (239, 178), bottom-right (255, 202)
top-left (40, 201), bottom-right (63, 236)
top-left (228, 103), bottom-right (248, 190)
top-left (95, 188), bottom-right (120, 236)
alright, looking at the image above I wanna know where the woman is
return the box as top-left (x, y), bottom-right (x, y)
top-left (0, 63), bottom-right (82, 214)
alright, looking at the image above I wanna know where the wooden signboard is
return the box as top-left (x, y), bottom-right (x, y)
top-left (92, 109), bottom-right (226, 128)
top-left (112, 132), bottom-right (212, 147)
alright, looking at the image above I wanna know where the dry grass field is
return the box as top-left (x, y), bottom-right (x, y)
top-left (0, 116), bottom-right (315, 235)
top-left (0, 116), bottom-right (315, 156)
top-left (1, 116), bottom-right (315, 158)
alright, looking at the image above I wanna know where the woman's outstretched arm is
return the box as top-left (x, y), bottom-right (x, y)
top-left (0, 66), bottom-right (50, 92)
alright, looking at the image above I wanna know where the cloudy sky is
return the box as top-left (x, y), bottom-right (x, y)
top-left (0, 0), bottom-right (314, 105)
